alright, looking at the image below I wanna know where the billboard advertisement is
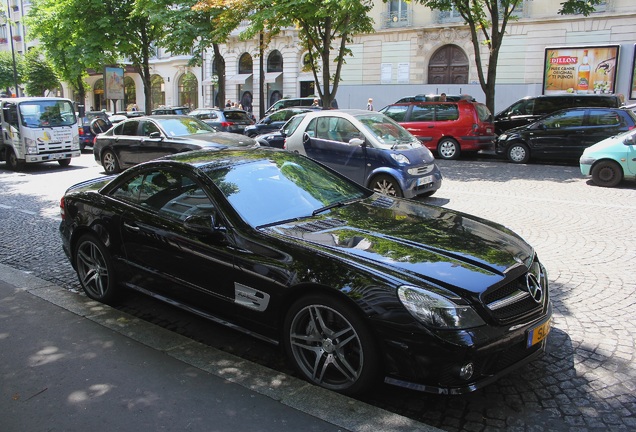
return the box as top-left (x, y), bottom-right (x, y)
top-left (543, 45), bottom-right (619, 95)
top-left (104, 67), bottom-right (125, 100)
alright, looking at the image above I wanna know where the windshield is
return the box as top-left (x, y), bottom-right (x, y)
top-left (355, 112), bottom-right (421, 148)
top-left (202, 152), bottom-right (369, 228)
top-left (155, 117), bottom-right (217, 136)
top-left (19, 100), bottom-right (77, 128)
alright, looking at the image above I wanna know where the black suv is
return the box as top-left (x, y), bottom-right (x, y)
top-left (151, 106), bottom-right (191, 115)
top-left (494, 94), bottom-right (622, 135)
top-left (495, 107), bottom-right (636, 163)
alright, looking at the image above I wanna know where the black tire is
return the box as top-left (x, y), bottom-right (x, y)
top-left (370, 174), bottom-right (403, 197)
top-left (591, 160), bottom-right (623, 187)
top-left (283, 294), bottom-right (379, 395)
top-left (437, 138), bottom-right (460, 160)
top-left (58, 158), bottom-right (71, 167)
top-left (6, 149), bottom-right (25, 171)
top-left (101, 149), bottom-right (121, 174)
top-left (74, 234), bottom-right (119, 304)
top-left (507, 142), bottom-right (530, 164)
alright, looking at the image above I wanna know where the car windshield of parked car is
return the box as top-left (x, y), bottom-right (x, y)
top-left (355, 113), bottom-right (422, 149)
top-left (155, 117), bottom-right (217, 136)
top-left (201, 154), bottom-right (370, 228)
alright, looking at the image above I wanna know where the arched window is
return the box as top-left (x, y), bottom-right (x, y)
top-left (239, 53), bottom-right (253, 74)
top-left (267, 50), bottom-right (283, 72)
top-left (178, 72), bottom-right (198, 109)
top-left (124, 76), bottom-right (136, 110)
top-left (150, 74), bottom-right (165, 109)
top-left (428, 45), bottom-right (469, 84)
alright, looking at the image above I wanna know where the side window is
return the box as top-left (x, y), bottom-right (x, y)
top-left (121, 120), bottom-right (139, 136)
top-left (435, 104), bottom-right (459, 121)
top-left (334, 118), bottom-right (360, 143)
top-left (411, 104), bottom-right (435, 121)
top-left (305, 118), bottom-right (318, 138)
top-left (543, 110), bottom-right (585, 128)
top-left (533, 99), bottom-right (561, 116)
top-left (111, 169), bottom-right (214, 221)
top-left (141, 121), bottom-right (161, 137)
top-left (588, 110), bottom-right (620, 126)
top-left (269, 111), bottom-right (286, 122)
top-left (381, 105), bottom-right (408, 122)
top-left (315, 117), bottom-right (331, 140)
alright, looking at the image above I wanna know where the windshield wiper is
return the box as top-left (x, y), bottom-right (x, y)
top-left (312, 198), bottom-right (361, 216)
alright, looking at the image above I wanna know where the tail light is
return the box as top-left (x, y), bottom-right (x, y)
top-left (78, 128), bottom-right (84, 136)
top-left (221, 122), bottom-right (234, 128)
top-left (60, 197), bottom-right (66, 220)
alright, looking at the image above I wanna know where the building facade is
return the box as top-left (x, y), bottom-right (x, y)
top-left (3, 0), bottom-right (635, 116)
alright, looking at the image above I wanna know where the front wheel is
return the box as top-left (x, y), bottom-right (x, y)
top-left (74, 234), bottom-right (119, 304)
top-left (284, 295), bottom-right (379, 395)
top-left (58, 158), bottom-right (71, 167)
top-left (507, 142), bottom-right (530, 164)
top-left (6, 149), bottom-right (25, 171)
top-left (370, 174), bottom-right (403, 197)
top-left (101, 149), bottom-right (121, 175)
top-left (591, 160), bottom-right (623, 187)
top-left (437, 138), bottom-right (460, 160)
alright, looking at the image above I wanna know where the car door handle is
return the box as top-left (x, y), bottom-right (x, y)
top-left (123, 222), bottom-right (140, 232)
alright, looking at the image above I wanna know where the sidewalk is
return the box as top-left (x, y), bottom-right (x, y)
top-left (0, 263), bottom-right (439, 432)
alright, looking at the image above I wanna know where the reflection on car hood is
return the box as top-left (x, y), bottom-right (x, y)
top-left (270, 196), bottom-right (533, 294)
top-left (180, 131), bottom-right (257, 147)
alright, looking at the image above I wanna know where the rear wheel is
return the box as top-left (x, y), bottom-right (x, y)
top-left (6, 149), bottom-right (25, 171)
top-left (507, 142), bottom-right (530, 164)
top-left (284, 294), bottom-right (379, 395)
top-left (370, 174), bottom-right (403, 197)
top-left (591, 160), bottom-right (623, 187)
top-left (58, 159), bottom-right (71, 167)
top-left (437, 138), bottom-right (460, 160)
top-left (101, 149), bottom-right (120, 174)
top-left (74, 234), bottom-right (119, 304)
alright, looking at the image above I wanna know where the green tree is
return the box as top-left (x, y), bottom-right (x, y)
top-left (195, 0), bottom-right (375, 109)
top-left (23, 48), bottom-right (60, 96)
top-left (0, 51), bottom-right (23, 95)
top-left (411, 0), bottom-right (605, 114)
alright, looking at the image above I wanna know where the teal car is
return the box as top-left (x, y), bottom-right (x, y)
top-left (580, 129), bottom-right (636, 187)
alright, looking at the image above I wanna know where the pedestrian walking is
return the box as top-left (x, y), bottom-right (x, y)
top-left (367, 98), bottom-right (374, 111)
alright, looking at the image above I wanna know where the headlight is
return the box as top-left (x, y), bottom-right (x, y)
top-left (390, 153), bottom-right (410, 164)
top-left (25, 137), bottom-right (38, 154)
top-left (498, 134), bottom-right (508, 141)
top-left (398, 286), bottom-right (485, 329)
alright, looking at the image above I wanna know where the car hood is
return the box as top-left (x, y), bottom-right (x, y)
top-left (180, 132), bottom-right (257, 147)
top-left (269, 196), bottom-right (533, 295)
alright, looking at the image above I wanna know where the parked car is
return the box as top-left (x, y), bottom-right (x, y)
top-left (394, 94), bottom-right (475, 103)
top-left (189, 108), bottom-right (255, 134)
top-left (255, 112), bottom-right (310, 149)
top-left (495, 107), bottom-right (636, 164)
top-left (494, 94), bottom-right (623, 135)
top-left (283, 109), bottom-right (442, 198)
top-left (244, 108), bottom-right (318, 137)
top-left (78, 111), bottom-right (112, 151)
top-left (93, 115), bottom-right (257, 174)
top-left (264, 97), bottom-right (338, 115)
top-left (60, 147), bottom-right (551, 396)
top-left (152, 106), bottom-right (191, 115)
top-left (580, 128), bottom-right (636, 187)
top-left (379, 100), bottom-right (495, 160)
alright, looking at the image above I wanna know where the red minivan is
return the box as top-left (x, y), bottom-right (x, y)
top-left (380, 100), bottom-right (495, 159)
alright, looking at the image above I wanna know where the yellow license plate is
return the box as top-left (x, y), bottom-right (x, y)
top-left (526, 318), bottom-right (551, 348)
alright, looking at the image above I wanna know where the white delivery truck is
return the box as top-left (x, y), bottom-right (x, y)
top-left (0, 97), bottom-right (80, 170)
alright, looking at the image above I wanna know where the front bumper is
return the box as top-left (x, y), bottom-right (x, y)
top-left (26, 151), bottom-right (80, 163)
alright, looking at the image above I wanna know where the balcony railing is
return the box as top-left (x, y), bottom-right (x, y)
top-left (381, 11), bottom-right (411, 29)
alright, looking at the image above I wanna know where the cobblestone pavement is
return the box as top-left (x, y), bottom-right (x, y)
top-left (0, 153), bottom-right (635, 431)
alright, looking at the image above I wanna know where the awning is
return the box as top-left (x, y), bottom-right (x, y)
top-left (226, 74), bottom-right (253, 85)
top-left (263, 72), bottom-right (282, 84)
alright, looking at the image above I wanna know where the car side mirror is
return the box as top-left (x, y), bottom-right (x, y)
top-left (149, 131), bottom-right (162, 139)
top-left (536, 123), bottom-right (547, 130)
top-left (262, 118), bottom-right (271, 125)
top-left (349, 137), bottom-right (365, 147)
top-left (624, 135), bottom-right (636, 146)
top-left (184, 213), bottom-right (225, 236)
